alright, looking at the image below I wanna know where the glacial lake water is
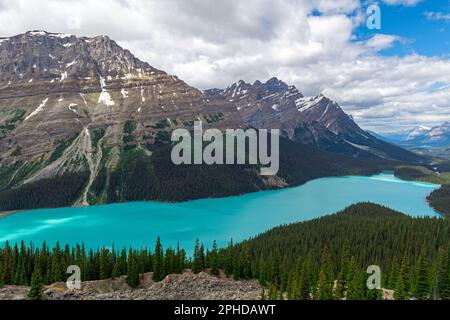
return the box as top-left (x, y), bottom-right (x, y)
top-left (0, 173), bottom-right (440, 253)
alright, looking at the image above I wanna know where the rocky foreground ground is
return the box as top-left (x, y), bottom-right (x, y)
top-left (0, 271), bottom-right (262, 300)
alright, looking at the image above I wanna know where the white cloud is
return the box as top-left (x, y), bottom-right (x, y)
top-left (364, 34), bottom-right (400, 50)
top-left (382, 0), bottom-right (424, 6)
top-left (0, 0), bottom-right (448, 131)
top-left (425, 11), bottom-right (450, 21)
top-left (313, 0), bottom-right (361, 14)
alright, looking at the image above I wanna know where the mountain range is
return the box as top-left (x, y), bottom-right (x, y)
top-left (0, 31), bottom-right (424, 211)
top-left (205, 79), bottom-right (421, 162)
top-left (374, 123), bottom-right (450, 148)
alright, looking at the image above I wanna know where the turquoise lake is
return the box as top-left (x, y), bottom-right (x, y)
top-left (0, 173), bottom-right (440, 253)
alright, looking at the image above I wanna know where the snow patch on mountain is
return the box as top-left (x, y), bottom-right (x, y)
top-left (68, 103), bottom-right (79, 115)
top-left (60, 72), bottom-right (68, 82)
top-left (98, 77), bottom-right (115, 106)
top-left (140, 87), bottom-right (146, 103)
top-left (27, 31), bottom-right (73, 39)
top-left (66, 60), bottom-right (77, 68)
top-left (121, 88), bottom-right (129, 99)
top-left (25, 98), bottom-right (49, 121)
top-left (296, 95), bottom-right (325, 112)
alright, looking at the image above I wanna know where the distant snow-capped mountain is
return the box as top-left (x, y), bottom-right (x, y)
top-left (406, 122), bottom-right (450, 147)
top-left (406, 125), bottom-right (432, 141)
top-left (373, 123), bottom-right (450, 148)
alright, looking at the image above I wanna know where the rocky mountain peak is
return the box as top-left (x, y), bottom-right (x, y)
top-left (264, 77), bottom-right (289, 93)
top-left (428, 122), bottom-right (450, 137)
top-left (0, 31), bottom-right (242, 176)
top-left (223, 80), bottom-right (252, 98)
top-left (403, 121), bottom-right (450, 147)
top-left (295, 94), bottom-right (341, 116)
top-left (0, 30), bottom-right (161, 90)
top-left (222, 77), bottom-right (303, 102)
top-left (407, 125), bottom-right (431, 140)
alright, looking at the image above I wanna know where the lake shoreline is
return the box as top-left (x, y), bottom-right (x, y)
top-left (0, 171), bottom-right (443, 220)
top-left (0, 172), bottom-right (441, 253)
top-left (0, 211), bottom-right (19, 219)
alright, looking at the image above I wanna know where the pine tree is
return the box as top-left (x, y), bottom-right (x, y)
top-left (225, 239), bottom-right (234, 277)
top-left (164, 248), bottom-right (174, 275)
top-left (177, 247), bottom-right (186, 274)
top-left (174, 243), bottom-right (184, 274)
top-left (280, 256), bottom-right (288, 292)
top-left (28, 267), bottom-right (44, 300)
top-left (413, 249), bottom-right (430, 300)
top-left (258, 259), bottom-right (267, 287)
top-left (388, 257), bottom-right (399, 289)
top-left (335, 241), bottom-right (350, 299)
top-left (394, 254), bottom-right (410, 300)
top-left (13, 258), bottom-right (27, 286)
top-left (347, 266), bottom-right (364, 300)
top-left (268, 283), bottom-right (278, 300)
top-left (298, 259), bottom-right (311, 300)
top-left (288, 270), bottom-right (300, 300)
top-left (241, 245), bottom-right (252, 279)
top-left (112, 248), bottom-right (127, 279)
top-left (316, 247), bottom-right (333, 300)
top-left (193, 239), bottom-right (203, 274)
top-left (2, 242), bottom-right (12, 285)
top-left (126, 250), bottom-right (140, 288)
top-left (346, 257), bottom-right (364, 300)
top-left (394, 272), bottom-right (407, 300)
top-left (0, 259), bottom-right (4, 288)
top-left (210, 241), bottom-right (219, 276)
top-left (79, 245), bottom-right (87, 282)
top-left (435, 249), bottom-right (450, 300)
top-left (316, 270), bottom-right (330, 300)
top-left (199, 245), bottom-right (206, 271)
top-left (153, 237), bottom-right (164, 281)
top-left (270, 254), bottom-right (281, 288)
top-left (99, 249), bottom-right (111, 280)
top-left (51, 244), bottom-right (64, 283)
top-left (232, 253), bottom-right (241, 280)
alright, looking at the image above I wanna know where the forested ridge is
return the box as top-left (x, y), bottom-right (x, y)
top-left (0, 172), bottom-right (89, 212)
top-left (2, 203), bottom-right (450, 300)
top-left (428, 185), bottom-right (450, 218)
top-left (393, 165), bottom-right (450, 218)
top-left (0, 135), bottom-right (391, 211)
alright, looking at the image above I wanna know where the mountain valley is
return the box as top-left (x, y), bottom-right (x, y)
top-left (0, 31), bottom-right (426, 212)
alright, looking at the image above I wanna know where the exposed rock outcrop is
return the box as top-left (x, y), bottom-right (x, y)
top-left (0, 271), bottom-right (262, 300)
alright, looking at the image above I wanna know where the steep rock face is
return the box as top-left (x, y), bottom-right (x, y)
top-left (295, 94), bottom-right (362, 137)
top-left (0, 31), bottom-right (252, 210)
top-left (0, 31), bottom-right (243, 180)
top-left (207, 78), bottom-right (304, 130)
top-left (208, 79), bottom-right (423, 162)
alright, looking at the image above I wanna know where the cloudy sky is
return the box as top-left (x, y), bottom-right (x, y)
top-left (0, 0), bottom-right (449, 132)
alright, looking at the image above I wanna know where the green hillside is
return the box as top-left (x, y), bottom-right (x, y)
top-left (2, 203), bottom-right (450, 300)
top-left (0, 136), bottom-right (391, 211)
